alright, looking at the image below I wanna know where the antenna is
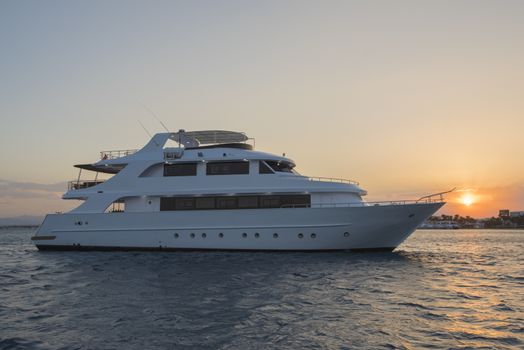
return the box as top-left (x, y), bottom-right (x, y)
top-left (141, 104), bottom-right (170, 133)
top-left (138, 120), bottom-right (152, 138)
top-left (137, 120), bottom-right (159, 146)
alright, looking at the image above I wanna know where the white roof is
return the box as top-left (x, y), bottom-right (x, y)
top-left (171, 130), bottom-right (248, 147)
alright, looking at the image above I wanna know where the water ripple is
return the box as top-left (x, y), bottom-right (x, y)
top-left (0, 228), bottom-right (523, 349)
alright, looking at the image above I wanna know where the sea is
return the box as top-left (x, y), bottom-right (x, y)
top-left (0, 228), bottom-right (522, 350)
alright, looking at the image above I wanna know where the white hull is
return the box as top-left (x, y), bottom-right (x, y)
top-left (33, 202), bottom-right (443, 251)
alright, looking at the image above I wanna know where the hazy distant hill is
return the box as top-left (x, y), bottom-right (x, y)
top-left (0, 216), bottom-right (43, 226)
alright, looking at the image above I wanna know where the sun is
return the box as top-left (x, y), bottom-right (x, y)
top-left (461, 195), bottom-right (474, 206)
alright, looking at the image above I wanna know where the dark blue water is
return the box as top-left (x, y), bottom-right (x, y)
top-left (1, 229), bottom-right (523, 350)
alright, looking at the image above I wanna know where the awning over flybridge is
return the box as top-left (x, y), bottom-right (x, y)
top-left (74, 163), bottom-right (126, 174)
top-left (170, 130), bottom-right (249, 148)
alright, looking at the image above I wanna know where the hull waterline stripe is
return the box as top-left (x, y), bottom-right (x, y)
top-left (51, 223), bottom-right (351, 234)
top-left (31, 235), bottom-right (56, 241)
top-left (36, 244), bottom-right (396, 252)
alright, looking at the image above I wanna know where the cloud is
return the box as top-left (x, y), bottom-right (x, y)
top-left (0, 179), bottom-right (66, 200)
top-left (0, 180), bottom-right (75, 217)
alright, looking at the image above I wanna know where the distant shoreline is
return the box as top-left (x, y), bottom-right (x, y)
top-left (418, 227), bottom-right (524, 230)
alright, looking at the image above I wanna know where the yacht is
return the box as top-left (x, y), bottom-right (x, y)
top-left (32, 130), bottom-right (448, 251)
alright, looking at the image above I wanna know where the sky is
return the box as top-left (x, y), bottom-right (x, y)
top-left (1, 0), bottom-right (523, 218)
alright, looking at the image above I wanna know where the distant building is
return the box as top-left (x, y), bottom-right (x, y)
top-left (419, 220), bottom-right (459, 229)
top-left (499, 209), bottom-right (510, 218)
top-left (510, 211), bottom-right (524, 217)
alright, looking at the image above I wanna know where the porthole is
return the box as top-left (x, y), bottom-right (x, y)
top-left (84, 222), bottom-right (88, 225)
top-left (190, 233), bottom-right (195, 239)
top-left (273, 233), bottom-right (278, 239)
top-left (218, 233), bottom-right (224, 238)
top-left (310, 233), bottom-right (316, 239)
top-left (344, 232), bottom-right (349, 237)
top-left (254, 232), bottom-right (260, 238)
top-left (242, 233), bottom-right (247, 238)
top-left (298, 233), bottom-right (303, 239)
top-left (174, 233), bottom-right (179, 239)
top-left (202, 233), bottom-right (207, 238)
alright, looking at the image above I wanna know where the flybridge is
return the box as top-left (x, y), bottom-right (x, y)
top-left (99, 130), bottom-right (252, 160)
top-left (171, 130), bottom-right (250, 148)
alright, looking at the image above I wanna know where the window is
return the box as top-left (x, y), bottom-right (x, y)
top-left (238, 196), bottom-right (258, 209)
top-left (160, 197), bottom-right (176, 211)
top-left (175, 197), bottom-right (195, 210)
top-left (206, 161), bottom-right (249, 175)
top-left (259, 161), bottom-right (274, 174)
top-left (164, 163), bottom-right (197, 176)
top-left (260, 196), bottom-right (281, 208)
top-left (265, 160), bottom-right (295, 173)
top-left (195, 197), bottom-right (215, 209)
top-left (280, 195), bottom-right (310, 208)
top-left (160, 194), bottom-right (311, 211)
top-left (216, 197), bottom-right (237, 209)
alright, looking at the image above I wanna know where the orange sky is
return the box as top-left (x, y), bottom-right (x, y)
top-left (436, 186), bottom-right (524, 218)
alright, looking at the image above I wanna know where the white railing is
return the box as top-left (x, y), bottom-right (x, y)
top-left (279, 189), bottom-right (455, 208)
top-left (100, 149), bottom-right (138, 160)
top-left (307, 176), bottom-right (360, 186)
top-left (416, 188), bottom-right (456, 203)
top-left (280, 199), bottom-right (441, 209)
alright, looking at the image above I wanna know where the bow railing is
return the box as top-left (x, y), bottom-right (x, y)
top-left (280, 189), bottom-right (455, 208)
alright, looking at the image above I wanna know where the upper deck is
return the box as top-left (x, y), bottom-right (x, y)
top-left (65, 130), bottom-right (366, 207)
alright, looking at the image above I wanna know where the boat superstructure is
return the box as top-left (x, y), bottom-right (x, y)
top-left (33, 130), bottom-right (447, 251)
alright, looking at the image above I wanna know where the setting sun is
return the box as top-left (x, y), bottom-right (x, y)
top-left (461, 195), bottom-right (474, 206)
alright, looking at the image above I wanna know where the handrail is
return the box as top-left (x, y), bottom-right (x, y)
top-left (100, 149), bottom-right (138, 160)
top-left (416, 188), bottom-right (456, 203)
top-left (280, 198), bottom-right (444, 209)
top-left (68, 179), bottom-right (106, 190)
top-left (307, 176), bottom-right (360, 186)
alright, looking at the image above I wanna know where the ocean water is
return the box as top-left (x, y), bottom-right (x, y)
top-left (0, 229), bottom-right (523, 350)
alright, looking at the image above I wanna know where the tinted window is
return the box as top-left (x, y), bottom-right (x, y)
top-left (260, 196), bottom-right (281, 208)
top-left (206, 161), bottom-right (249, 175)
top-left (195, 197), bottom-right (215, 209)
top-left (238, 196), bottom-right (258, 208)
top-left (160, 194), bottom-right (310, 211)
top-left (160, 197), bottom-right (176, 211)
top-left (280, 195), bottom-right (310, 207)
top-left (216, 197), bottom-right (237, 209)
top-left (175, 197), bottom-right (195, 210)
top-left (164, 163), bottom-right (197, 176)
top-left (259, 161), bottom-right (274, 174)
top-left (266, 161), bottom-right (294, 173)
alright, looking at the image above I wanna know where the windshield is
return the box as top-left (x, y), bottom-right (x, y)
top-left (265, 160), bottom-right (298, 174)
